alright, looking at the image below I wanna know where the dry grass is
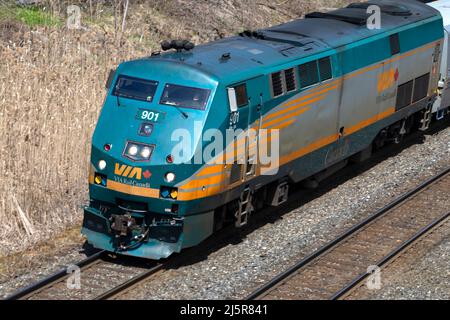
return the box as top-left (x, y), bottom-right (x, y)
top-left (0, 0), bottom-right (353, 257)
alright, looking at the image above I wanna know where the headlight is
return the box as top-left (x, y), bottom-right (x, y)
top-left (98, 160), bottom-right (107, 170)
top-left (123, 141), bottom-right (154, 161)
top-left (165, 172), bottom-right (176, 183)
top-left (128, 145), bottom-right (138, 156)
top-left (141, 147), bottom-right (152, 159)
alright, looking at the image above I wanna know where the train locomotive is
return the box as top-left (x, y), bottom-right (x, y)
top-left (82, 0), bottom-right (449, 259)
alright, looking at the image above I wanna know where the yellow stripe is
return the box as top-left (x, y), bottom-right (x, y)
top-left (263, 106), bottom-right (311, 129)
top-left (345, 107), bottom-right (396, 135)
top-left (196, 164), bottom-right (224, 177)
top-left (264, 95), bottom-right (324, 123)
top-left (180, 174), bottom-right (225, 190)
top-left (178, 185), bottom-right (223, 201)
top-left (280, 85), bottom-right (338, 109)
top-left (89, 177), bottom-right (160, 198)
top-left (273, 119), bottom-right (296, 130)
top-left (279, 106), bottom-right (396, 166)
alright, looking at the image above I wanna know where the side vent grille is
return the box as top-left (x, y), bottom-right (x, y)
top-left (396, 80), bottom-right (414, 110)
top-left (413, 73), bottom-right (430, 103)
top-left (271, 72), bottom-right (284, 97)
top-left (284, 68), bottom-right (297, 92)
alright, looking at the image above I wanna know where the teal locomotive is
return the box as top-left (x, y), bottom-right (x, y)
top-left (82, 0), bottom-right (448, 259)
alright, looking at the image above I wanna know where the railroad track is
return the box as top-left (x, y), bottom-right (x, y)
top-left (5, 218), bottom-right (240, 300)
top-left (246, 166), bottom-right (450, 300)
top-left (5, 250), bottom-right (166, 300)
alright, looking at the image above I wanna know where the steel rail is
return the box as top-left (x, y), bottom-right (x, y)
top-left (5, 250), bottom-right (106, 300)
top-left (245, 166), bottom-right (450, 300)
top-left (93, 262), bottom-right (165, 300)
top-left (331, 210), bottom-right (450, 300)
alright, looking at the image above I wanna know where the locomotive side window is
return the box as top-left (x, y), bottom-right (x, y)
top-left (390, 33), bottom-right (400, 55)
top-left (299, 61), bottom-right (319, 88)
top-left (318, 57), bottom-right (332, 81)
top-left (271, 71), bottom-right (284, 97)
top-left (113, 75), bottom-right (158, 102)
top-left (413, 73), bottom-right (430, 102)
top-left (160, 84), bottom-right (211, 110)
top-left (234, 84), bottom-right (248, 107)
top-left (396, 80), bottom-right (413, 110)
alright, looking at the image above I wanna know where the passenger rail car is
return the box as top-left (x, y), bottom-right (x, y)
top-left (82, 0), bottom-right (448, 259)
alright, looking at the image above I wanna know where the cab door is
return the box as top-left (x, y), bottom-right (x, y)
top-left (227, 81), bottom-right (250, 189)
top-left (245, 76), bottom-right (265, 180)
top-left (226, 76), bottom-right (264, 187)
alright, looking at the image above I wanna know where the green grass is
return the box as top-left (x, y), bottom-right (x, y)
top-left (0, 4), bottom-right (61, 27)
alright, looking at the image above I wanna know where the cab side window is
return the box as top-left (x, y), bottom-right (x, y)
top-left (234, 83), bottom-right (248, 107)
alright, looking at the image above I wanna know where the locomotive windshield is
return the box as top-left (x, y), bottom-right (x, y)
top-left (160, 83), bottom-right (210, 110)
top-left (113, 75), bottom-right (158, 102)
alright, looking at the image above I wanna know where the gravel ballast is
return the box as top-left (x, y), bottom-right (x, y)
top-left (1, 123), bottom-right (449, 300)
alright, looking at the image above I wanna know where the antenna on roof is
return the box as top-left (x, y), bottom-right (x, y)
top-left (239, 30), bottom-right (265, 39)
top-left (161, 40), bottom-right (195, 52)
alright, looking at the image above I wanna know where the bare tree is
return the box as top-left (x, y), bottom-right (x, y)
top-left (121, 0), bottom-right (129, 33)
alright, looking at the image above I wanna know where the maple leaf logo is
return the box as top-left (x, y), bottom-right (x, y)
top-left (143, 170), bottom-right (152, 179)
top-left (394, 68), bottom-right (399, 81)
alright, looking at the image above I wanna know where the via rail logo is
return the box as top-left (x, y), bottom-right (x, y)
top-left (114, 164), bottom-right (151, 180)
top-left (378, 68), bottom-right (399, 94)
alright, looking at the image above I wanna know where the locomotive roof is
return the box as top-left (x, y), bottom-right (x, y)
top-left (136, 0), bottom-right (441, 83)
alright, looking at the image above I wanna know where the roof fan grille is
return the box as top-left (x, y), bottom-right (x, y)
top-left (347, 3), bottom-right (412, 16)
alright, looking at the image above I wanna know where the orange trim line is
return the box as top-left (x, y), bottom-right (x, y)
top-left (90, 176), bottom-right (160, 198)
top-left (346, 107), bottom-right (395, 135)
top-left (178, 185), bottom-right (222, 201)
top-left (196, 164), bottom-right (225, 177)
top-left (264, 95), bottom-right (324, 124)
top-left (279, 85), bottom-right (337, 109)
top-left (264, 107), bottom-right (311, 129)
top-left (180, 174), bottom-right (225, 190)
top-left (279, 107), bottom-right (396, 166)
top-left (273, 119), bottom-right (296, 130)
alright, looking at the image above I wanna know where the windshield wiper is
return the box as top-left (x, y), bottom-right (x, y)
top-left (163, 101), bottom-right (188, 119)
